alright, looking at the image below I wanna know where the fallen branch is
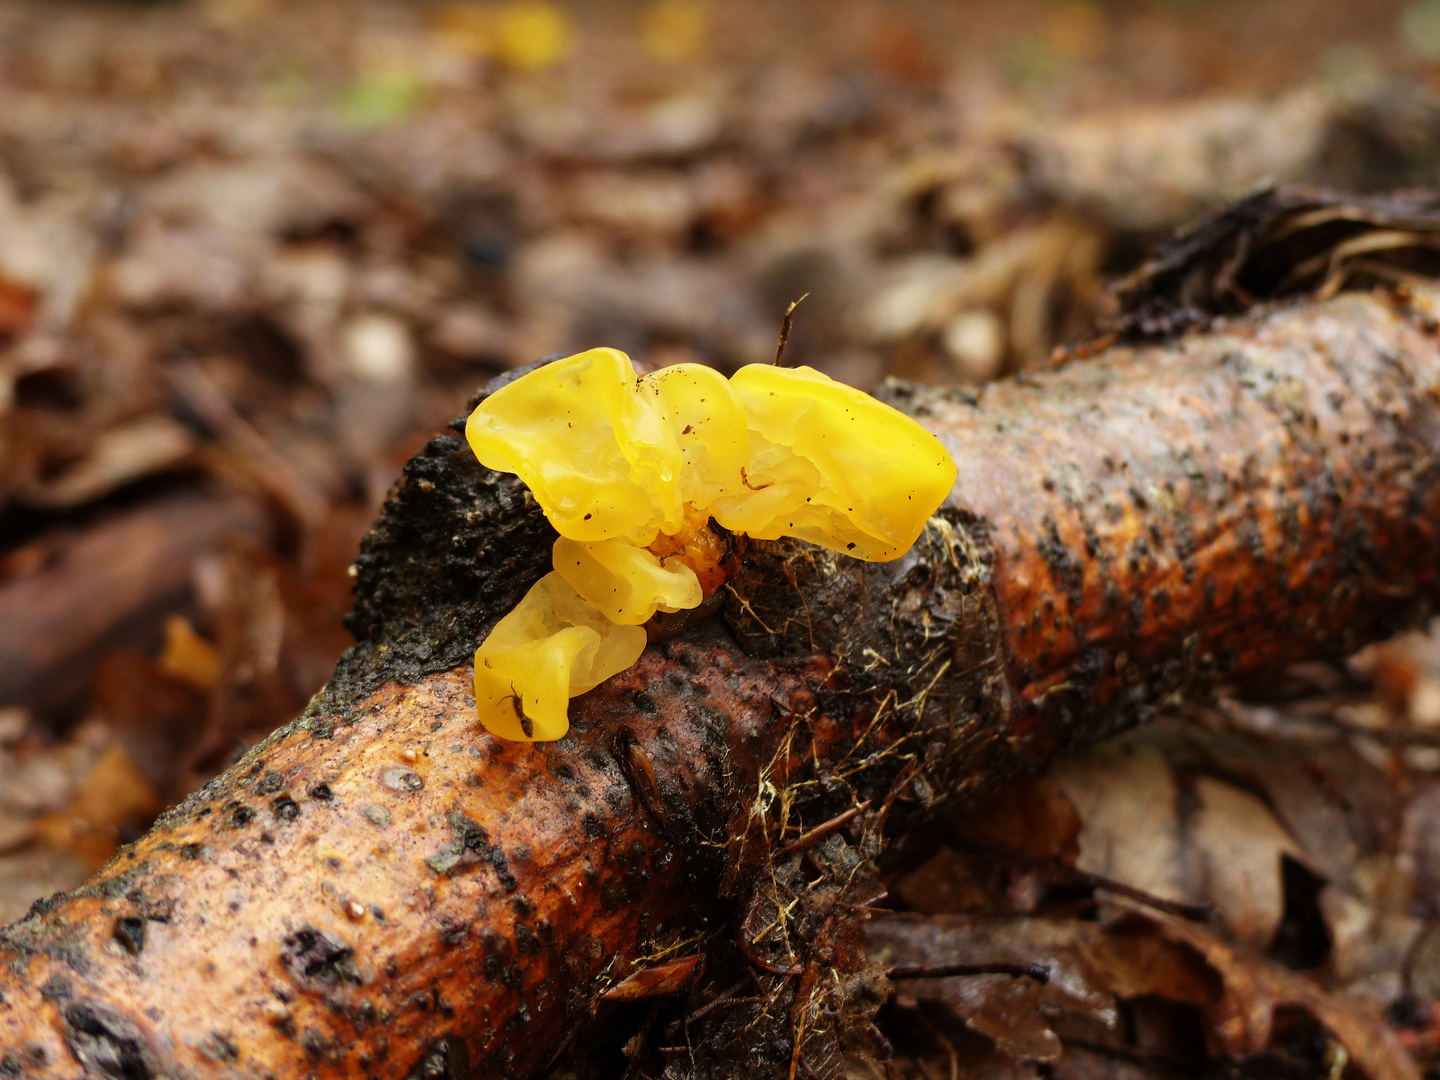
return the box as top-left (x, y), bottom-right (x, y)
top-left (4, 273), bottom-right (1440, 1076)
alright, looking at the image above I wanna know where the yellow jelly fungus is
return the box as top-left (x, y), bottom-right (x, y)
top-left (466, 347), bottom-right (957, 742)
top-left (466, 347), bottom-right (682, 545)
top-left (475, 572), bottom-right (648, 741)
top-left (717, 364), bottom-right (957, 560)
top-left (552, 535), bottom-right (703, 624)
top-left (639, 362), bottom-right (749, 511)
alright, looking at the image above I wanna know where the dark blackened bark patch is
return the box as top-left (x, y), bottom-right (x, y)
top-left (438, 919), bottom-right (471, 948)
top-left (490, 847), bottom-right (518, 892)
top-left (199, 1032), bottom-right (238, 1061)
top-left (112, 918), bottom-right (145, 956)
top-left (724, 508), bottom-right (1011, 806)
top-left (327, 364), bottom-right (562, 720)
top-left (406, 1035), bottom-right (470, 1080)
top-left (425, 812), bottom-right (492, 876)
top-left (281, 926), bottom-right (362, 989)
top-left (255, 770), bottom-right (284, 795)
top-left (61, 1000), bottom-right (162, 1080)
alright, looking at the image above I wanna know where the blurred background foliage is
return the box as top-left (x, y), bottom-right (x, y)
top-left (8, 3), bottom-right (1440, 1074)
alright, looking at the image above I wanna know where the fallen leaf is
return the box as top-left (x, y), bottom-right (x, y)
top-left (433, 3), bottom-right (495, 59)
top-left (156, 614), bottom-right (222, 692)
top-left (33, 743), bottom-right (162, 870)
top-left (19, 416), bottom-right (194, 509)
top-left (0, 275), bottom-right (36, 342)
top-left (1053, 730), bottom-right (1313, 950)
top-left (1185, 775), bottom-right (1306, 949)
top-left (641, 0), bottom-right (708, 64)
top-left (0, 847), bottom-right (88, 926)
top-left (337, 73), bottom-right (428, 130)
top-left (914, 973), bottom-right (1060, 1062)
top-left (1042, 1), bottom-right (1108, 64)
top-left (1123, 901), bottom-right (1421, 1080)
top-left (869, 912), bottom-right (1215, 1059)
top-left (92, 651), bottom-right (209, 794)
top-left (891, 845), bottom-right (1006, 916)
top-left (1051, 739), bottom-right (1187, 904)
top-left (951, 774), bottom-right (1081, 864)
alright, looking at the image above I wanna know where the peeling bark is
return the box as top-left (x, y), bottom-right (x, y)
top-left (3, 284), bottom-right (1440, 1078)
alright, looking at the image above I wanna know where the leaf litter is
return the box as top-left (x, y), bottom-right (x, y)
top-left (0, 1), bottom-right (1438, 1077)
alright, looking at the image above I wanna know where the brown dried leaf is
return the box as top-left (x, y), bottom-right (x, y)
top-left (910, 974), bottom-right (1060, 1062)
top-left (0, 274), bottom-right (37, 342)
top-left (91, 651), bottom-right (209, 794)
top-left (18, 415), bottom-right (194, 509)
top-left (1185, 776), bottom-right (1306, 948)
top-left (869, 912), bottom-right (1214, 1060)
top-left (0, 847), bottom-right (88, 927)
top-left (1051, 739), bottom-right (1187, 903)
top-left (0, 719), bottom-right (115, 844)
top-left (1124, 901), bottom-right (1421, 1080)
top-left (33, 743), bottom-right (162, 870)
top-left (891, 846), bottom-right (1007, 916)
top-left (1053, 731), bottom-right (1308, 948)
top-left (156, 614), bottom-right (223, 692)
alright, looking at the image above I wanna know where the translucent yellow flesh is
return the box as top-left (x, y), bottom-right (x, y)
top-left (552, 536), bottom-right (703, 625)
top-left (639, 362), bottom-right (750, 509)
top-left (475, 572), bottom-right (647, 741)
top-left (719, 364), bottom-right (958, 560)
top-left (465, 348), bottom-right (682, 544)
top-left (466, 351), bottom-right (957, 741)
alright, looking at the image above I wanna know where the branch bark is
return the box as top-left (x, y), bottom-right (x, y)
top-left (4, 284), bottom-right (1440, 1078)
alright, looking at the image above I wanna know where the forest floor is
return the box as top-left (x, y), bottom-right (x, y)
top-left (4, 0), bottom-right (1440, 1076)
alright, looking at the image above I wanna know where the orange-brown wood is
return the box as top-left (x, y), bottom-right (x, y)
top-left (5, 288), bottom-right (1440, 1078)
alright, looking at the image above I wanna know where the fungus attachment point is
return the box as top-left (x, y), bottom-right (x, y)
top-left (466, 347), bottom-right (956, 741)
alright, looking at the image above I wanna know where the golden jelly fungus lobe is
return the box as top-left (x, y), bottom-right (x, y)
top-left (465, 347), bottom-right (957, 742)
top-left (639, 362), bottom-right (749, 510)
top-left (716, 364), bottom-right (957, 560)
top-left (465, 348), bottom-right (683, 545)
top-left (475, 572), bottom-right (647, 741)
top-left (553, 536), bottom-right (702, 624)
